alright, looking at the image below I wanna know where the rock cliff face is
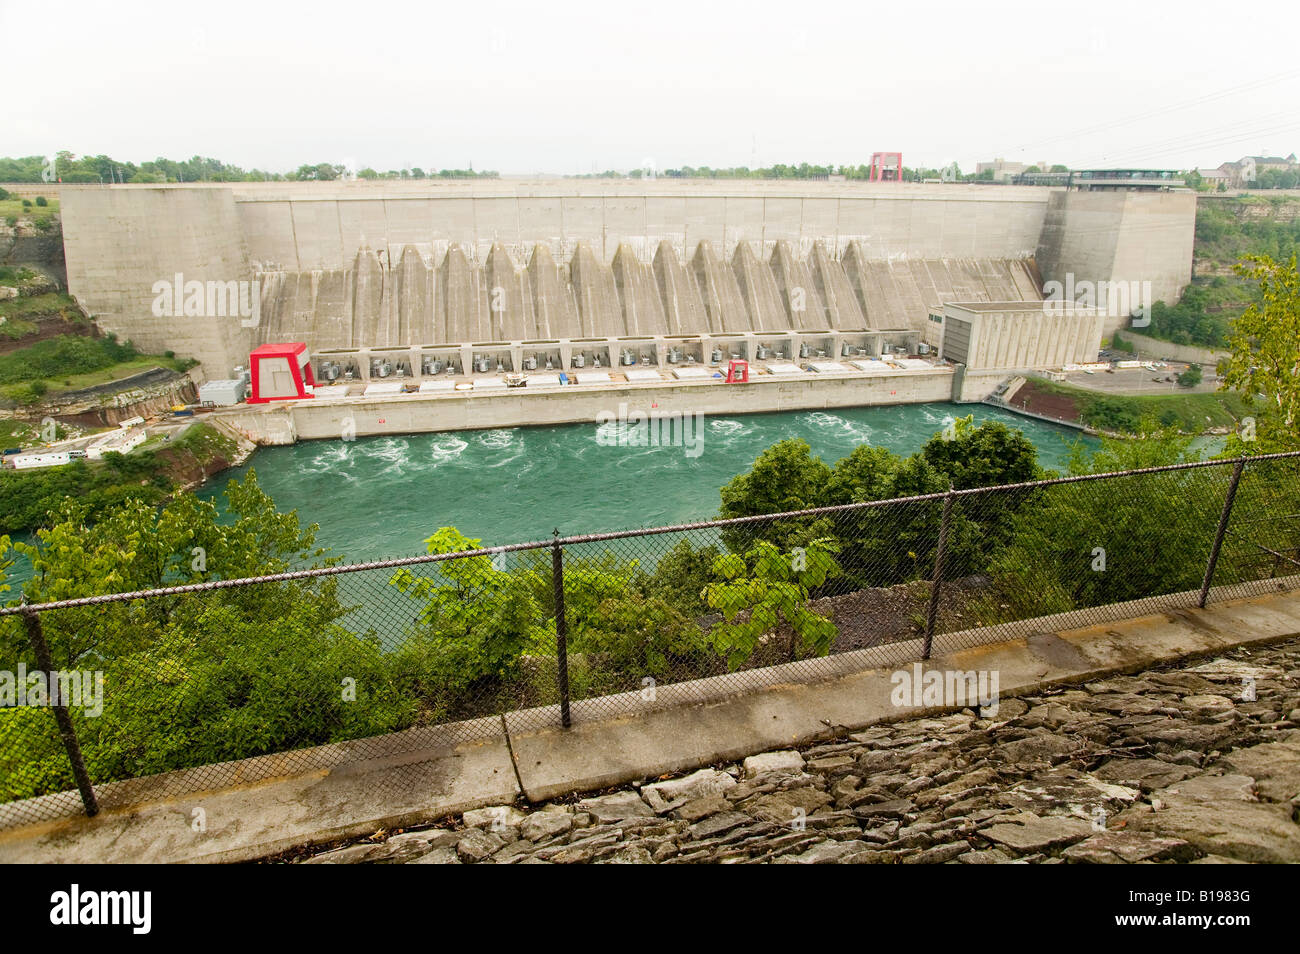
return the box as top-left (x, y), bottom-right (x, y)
top-left (0, 217), bottom-right (66, 288)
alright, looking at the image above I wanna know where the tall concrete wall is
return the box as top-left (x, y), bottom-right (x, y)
top-left (231, 183), bottom-right (1049, 272)
top-left (61, 188), bottom-right (255, 375)
top-left (1036, 190), bottom-right (1196, 335)
top-left (59, 181), bottom-right (1196, 373)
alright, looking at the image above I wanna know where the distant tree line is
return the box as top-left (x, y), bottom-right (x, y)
top-left (0, 152), bottom-right (498, 184)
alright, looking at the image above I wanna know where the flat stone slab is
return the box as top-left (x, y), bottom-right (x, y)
top-left (641, 769), bottom-right (736, 813)
top-left (575, 791), bottom-right (654, 822)
top-left (1062, 830), bottom-right (1198, 864)
top-left (1093, 758), bottom-right (1198, 792)
top-left (743, 751), bottom-right (805, 778)
top-left (1213, 739), bottom-right (1300, 803)
top-left (1120, 773), bottom-right (1300, 863)
top-left (980, 813), bottom-right (1094, 853)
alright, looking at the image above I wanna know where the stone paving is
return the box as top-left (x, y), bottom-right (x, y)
top-left (290, 638), bottom-right (1300, 865)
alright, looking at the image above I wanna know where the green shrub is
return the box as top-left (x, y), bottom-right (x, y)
top-left (0, 334), bottom-right (138, 385)
top-left (34, 196), bottom-right (47, 207)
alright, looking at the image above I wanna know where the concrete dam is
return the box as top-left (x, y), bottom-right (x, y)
top-left (253, 239), bottom-right (1045, 351)
top-left (59, 180), bottom-right (1195, 378)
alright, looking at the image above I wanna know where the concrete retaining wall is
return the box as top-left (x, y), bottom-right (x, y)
top-left (216, 369), bottom-right (961, 444)
top-left (1118, 329), bottom-right (1228, 367)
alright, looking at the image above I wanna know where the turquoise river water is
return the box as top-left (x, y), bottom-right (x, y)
top-left (195, 402), bottom-right (1096, 561)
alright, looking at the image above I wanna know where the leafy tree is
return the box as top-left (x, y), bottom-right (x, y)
top-left (718, 439), bottom-right (834, 552)
top-left (976, 427), bottom-right (1214, 627)
top-left (1177, 363), bottom-right (1203, 388)
top-left (637, 538), bottom-right (718, 615)
top-left (1221, 255), bottom-right (1300, 446)
top-left (389, 527), bottom-right (547, 697)
top-left (1, 474), bottom-right (410, 801)
top-left (703, 539), bottom-right (840, 668)
top-left (918, 416), bottom-right (1040, 490)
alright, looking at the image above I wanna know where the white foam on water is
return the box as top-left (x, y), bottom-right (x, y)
top-left (708, 419), bottom-right (747, 437)
top-left (429, 436), bottom-right (469, 465)
top-left (309, 443), bottom-right (353, 470)
top-left (478, 429), bottom-right (516, 449)
top-left (799, 412), bottom-right (873, 443)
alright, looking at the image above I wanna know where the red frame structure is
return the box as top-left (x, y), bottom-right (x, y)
top-left (248, 342), bottom-right (315, 403)
top-left (870, 152), bottom-right (903, 182)
top-left (725, 359), bottom-right (749, 383)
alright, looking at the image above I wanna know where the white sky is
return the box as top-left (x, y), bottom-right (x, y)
top-left (5, 0), bottom-right (1299, 176)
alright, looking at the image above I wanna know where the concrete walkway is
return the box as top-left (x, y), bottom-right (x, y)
top-left (2, 583), bottom-right (1297, 864)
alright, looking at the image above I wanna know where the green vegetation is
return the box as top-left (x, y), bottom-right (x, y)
top-left (0, 333), bottom-right (137, 385)
top-left (1220, 254), bottom-right (1300, 453)
top-left (0, 474), bottom-right (412, 800)
top-left (1177, 363), bottom-right (1203, 388)
top-left (1108, 331), bottom-right (1135, 353)
top-left (0, 152), bottom-right (496, 184)
top-left (704, 539), bottom-right (841, 667)
top-left (1136, 197), bottom-right (1300, 349)
top-left (1145, 279), bottom-right (1246, 348)
top-left (1025, 377), bottom-right (1248, 433)
top-left (0, 291), bottom-right (86, 325)
top-left (0, 422), bottom-right (235, 535)
top-left (0, 196), bottom-right (58, 220)
top-left (3, 396), bottom-right (1298, 802)
top-left (0, 332), bottom-right (194, 404)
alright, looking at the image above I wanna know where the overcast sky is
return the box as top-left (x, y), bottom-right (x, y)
top-left (6, 0), bottom-right (1299, 176)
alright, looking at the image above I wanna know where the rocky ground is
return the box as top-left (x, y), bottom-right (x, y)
top-left (288, 637), bottom-right (1300, 865)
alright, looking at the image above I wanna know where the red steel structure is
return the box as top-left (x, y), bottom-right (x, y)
top-left (870, 152), bottom-right (903, 182)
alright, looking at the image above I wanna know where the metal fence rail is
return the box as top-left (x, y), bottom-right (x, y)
top-left (2, 450), bottom-right (1298, 827)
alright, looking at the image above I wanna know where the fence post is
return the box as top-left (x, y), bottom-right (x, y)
top-left (923, 488), bottom-right (955, 660)
top-left (551, 531), bottom-right (572, 728)
top-left (1199, 457), bottom-right (1247, 609)
top-left (20, 606), bottom-right (99, 817)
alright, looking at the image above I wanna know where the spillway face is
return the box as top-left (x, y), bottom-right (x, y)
top-left (653, 240), bottom-right (709, 336)
top-left (732, 241), bottom-right (787, 331)
top-left (691, 240), bottom-right (750, 333)
top-left (352, 244), bottom-right (385, 345)
top-left (527, 243), bottom-right (581, 340)
top-left (814, 240), bottom-right (866, 330)
top-left (769, 240), bottom-right (827, 332)
top-left (611, 243), bottom-right (669, 337)
top-left (396, 245), bottom-right (437, 345)
top-left (253, 240), bottom-right (1049, 350)
top-left (570, 241), bottom-right (624, 337)
top-left (485, 242), bottom-right (534, 341)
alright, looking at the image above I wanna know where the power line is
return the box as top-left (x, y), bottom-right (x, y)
top-left (1012, 68), bottom-right (1300, 155)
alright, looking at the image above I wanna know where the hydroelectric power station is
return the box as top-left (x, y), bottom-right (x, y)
top-left (58, 178), bottom-right (1195, 444)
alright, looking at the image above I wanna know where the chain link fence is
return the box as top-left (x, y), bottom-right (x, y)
top-left (2, 451), bottom-right (1298, 828)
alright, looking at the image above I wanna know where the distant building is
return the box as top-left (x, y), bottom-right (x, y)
top-left (1196, 168), bottom-right (1233, 189)
top-left (975, 158), bottom-right (1051, 182)
top-left (1068, 169), bottom-right (1185, 192)
top-left (1218, 154), bottom-right (1298, 187)
top-left (929, 301), bottom-right (1104, 371)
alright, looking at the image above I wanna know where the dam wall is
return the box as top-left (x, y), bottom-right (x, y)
top-left (1035, 189), bottom-right (1196, 335)
top-left (59, 181), bottom-right (1196, 375)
